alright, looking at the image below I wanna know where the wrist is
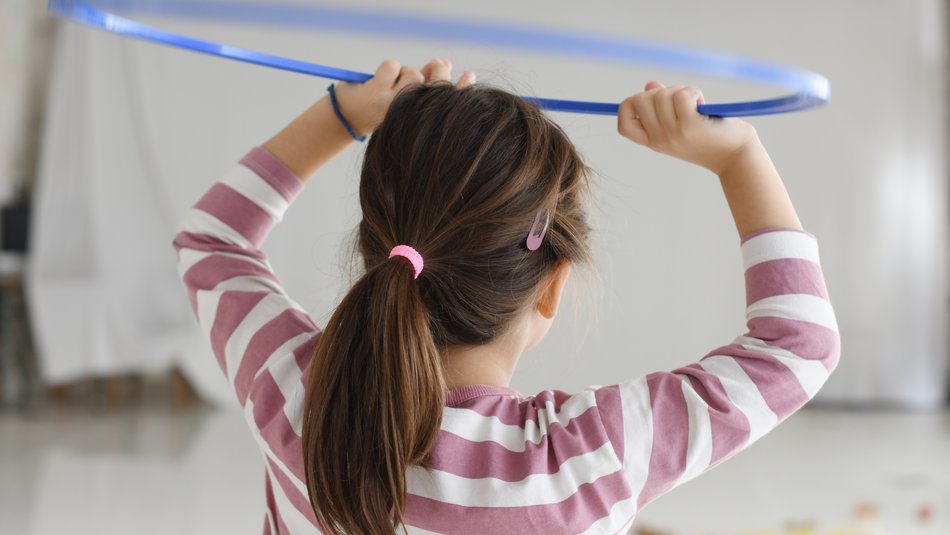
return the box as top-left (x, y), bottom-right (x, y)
top-left (715, 135), bottom-right (803, 236)
top-left (327, 84), bottom-right (368, 142)
top-left (715, 134), bottom-right (766, 181)
top-left (261, 97), bottom-right (355, 181)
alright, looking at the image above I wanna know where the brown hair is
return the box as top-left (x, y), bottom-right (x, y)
top-left (302, 82), bottom-right (592, 534)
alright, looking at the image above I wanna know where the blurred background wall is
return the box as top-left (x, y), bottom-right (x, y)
top-left (13, 0), bottom-right (949, 408)
top-left (0, 0), bottom-right (52, 204)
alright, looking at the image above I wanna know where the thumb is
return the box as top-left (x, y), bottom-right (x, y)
top-left (644, 80), bottom-right (665, 91)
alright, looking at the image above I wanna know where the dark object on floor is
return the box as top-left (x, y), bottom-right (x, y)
top-left (1, 199), bottom-right (30, 252)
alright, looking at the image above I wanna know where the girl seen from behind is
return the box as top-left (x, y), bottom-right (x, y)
top-left (173, 58), bottom-right (840, 534)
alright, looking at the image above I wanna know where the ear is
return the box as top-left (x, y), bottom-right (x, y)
top-left (536, 261), bottom-right (572, 319)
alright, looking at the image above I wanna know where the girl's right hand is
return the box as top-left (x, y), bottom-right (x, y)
top-left (618, 81), bottom-right (758, 176)
top-left (334, 58), bottom-right (476, 138)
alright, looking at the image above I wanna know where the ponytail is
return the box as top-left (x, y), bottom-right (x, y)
top-left (303, 258), bottom-right (445, 534)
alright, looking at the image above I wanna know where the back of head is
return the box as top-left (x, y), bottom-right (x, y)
top-left (302, 82), bottom-right (591, 534)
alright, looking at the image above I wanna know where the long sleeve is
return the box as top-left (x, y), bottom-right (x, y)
top-left (593, 228), bottom-right (840, 514)
top-left (173, 147), bottom-right (324, 532)
top-left (172, 146), bottom-right (321, 410)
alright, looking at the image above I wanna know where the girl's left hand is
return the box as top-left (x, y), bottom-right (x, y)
top-left (333, 58), bottom-right (476, 138)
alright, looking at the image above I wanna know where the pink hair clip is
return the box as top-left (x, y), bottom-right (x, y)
top-left (526, 210), bottom-right (550, 251)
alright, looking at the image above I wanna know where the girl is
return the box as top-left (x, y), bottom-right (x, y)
top-left (174, 58), bottom-right (839, 534)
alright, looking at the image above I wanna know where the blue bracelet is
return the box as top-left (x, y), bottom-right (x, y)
top-left (327, 83), bottom-right (367, 142)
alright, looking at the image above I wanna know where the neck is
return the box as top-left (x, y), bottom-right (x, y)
top-left (441, 331), bottom-right (527, 391)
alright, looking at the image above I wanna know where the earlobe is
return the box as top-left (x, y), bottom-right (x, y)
top-left (536, 261), bottom-right (572, 320)
top-left (537, 298), bottom-right (556, 320)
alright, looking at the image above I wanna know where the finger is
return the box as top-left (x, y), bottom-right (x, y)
top-left (632, 91), bottom-right (662, 141)
top-left (421, 57), bottom-right (452, 83)
top-left (644, 80), bottom-right (665, 91)
top-left (617, 97), bottom-right (648, 145)
top-left (394, 66), bottom-right (425, 91)
top-left (373, 59), bottom-right (401, 86)
top-left (456, 70), bottom-right (477, 88)
top-left (673, 86), bottom-right (703, 121)
top-left (654, 86), bottom-right (681, 127)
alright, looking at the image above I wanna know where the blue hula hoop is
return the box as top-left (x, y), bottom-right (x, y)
top-left (48, 0), bottom-right (831, 117)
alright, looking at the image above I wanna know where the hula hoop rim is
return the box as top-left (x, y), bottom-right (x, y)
top-left (48, 0), bottom-right (832, 118)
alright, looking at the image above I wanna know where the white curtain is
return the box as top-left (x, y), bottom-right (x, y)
top-left (29, 0), bottom-right (948, 407)
top-left (0, 0), bottom-right (52, 204)
top-left (28, 22), bottom-right (241, 405)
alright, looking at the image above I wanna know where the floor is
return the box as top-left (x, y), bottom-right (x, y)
top-left (0, 404), bottom-right (946, 535)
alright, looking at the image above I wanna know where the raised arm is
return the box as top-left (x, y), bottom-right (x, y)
top-left (596, 82), bottom-right (840, 511)
top-left (618, 81), bottom-right (801, 238)
top-left (172, 58), bottom-right (473, 405)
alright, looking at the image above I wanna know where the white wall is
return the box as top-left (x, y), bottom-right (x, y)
top-left (31, 0), bottom-right (948, 407)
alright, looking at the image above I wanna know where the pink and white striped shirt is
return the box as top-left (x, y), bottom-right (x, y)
top-left (173, 147), bottom-right (840, 534)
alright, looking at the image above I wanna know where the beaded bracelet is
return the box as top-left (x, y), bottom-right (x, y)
top-left (327, 83), bottom-right (367, 142)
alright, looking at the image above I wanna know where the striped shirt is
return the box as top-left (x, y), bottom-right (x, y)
top-left (173, 147), bottom-right (840, 534)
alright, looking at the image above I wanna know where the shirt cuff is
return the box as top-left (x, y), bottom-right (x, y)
top-left (239, 146), bottom-right (305, 203)
top-left (740, 228), bottom-right (820, 270)
top-left (739, 226), bottom-right (815, 245)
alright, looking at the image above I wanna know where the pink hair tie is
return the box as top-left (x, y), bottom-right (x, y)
top-left (389, 245), bottom-right (424, 279)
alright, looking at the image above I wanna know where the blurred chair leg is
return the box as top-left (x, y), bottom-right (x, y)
top-left (104, 376), bottom-right (123, 410)
top-left (0, 269), bottom-right (37, 410)
top-left (128, 373), bottom-right (144, 404)
top-left (0, 279), bottom-right (25, 408)
top-left (11, 285), bottom-right (35, 409)
top-left (0, 284), bottom-right (8, 406)
top-left (170, 367), bottom-right (194, 410)
top-left (48, 382), bottom-right (71, 404)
